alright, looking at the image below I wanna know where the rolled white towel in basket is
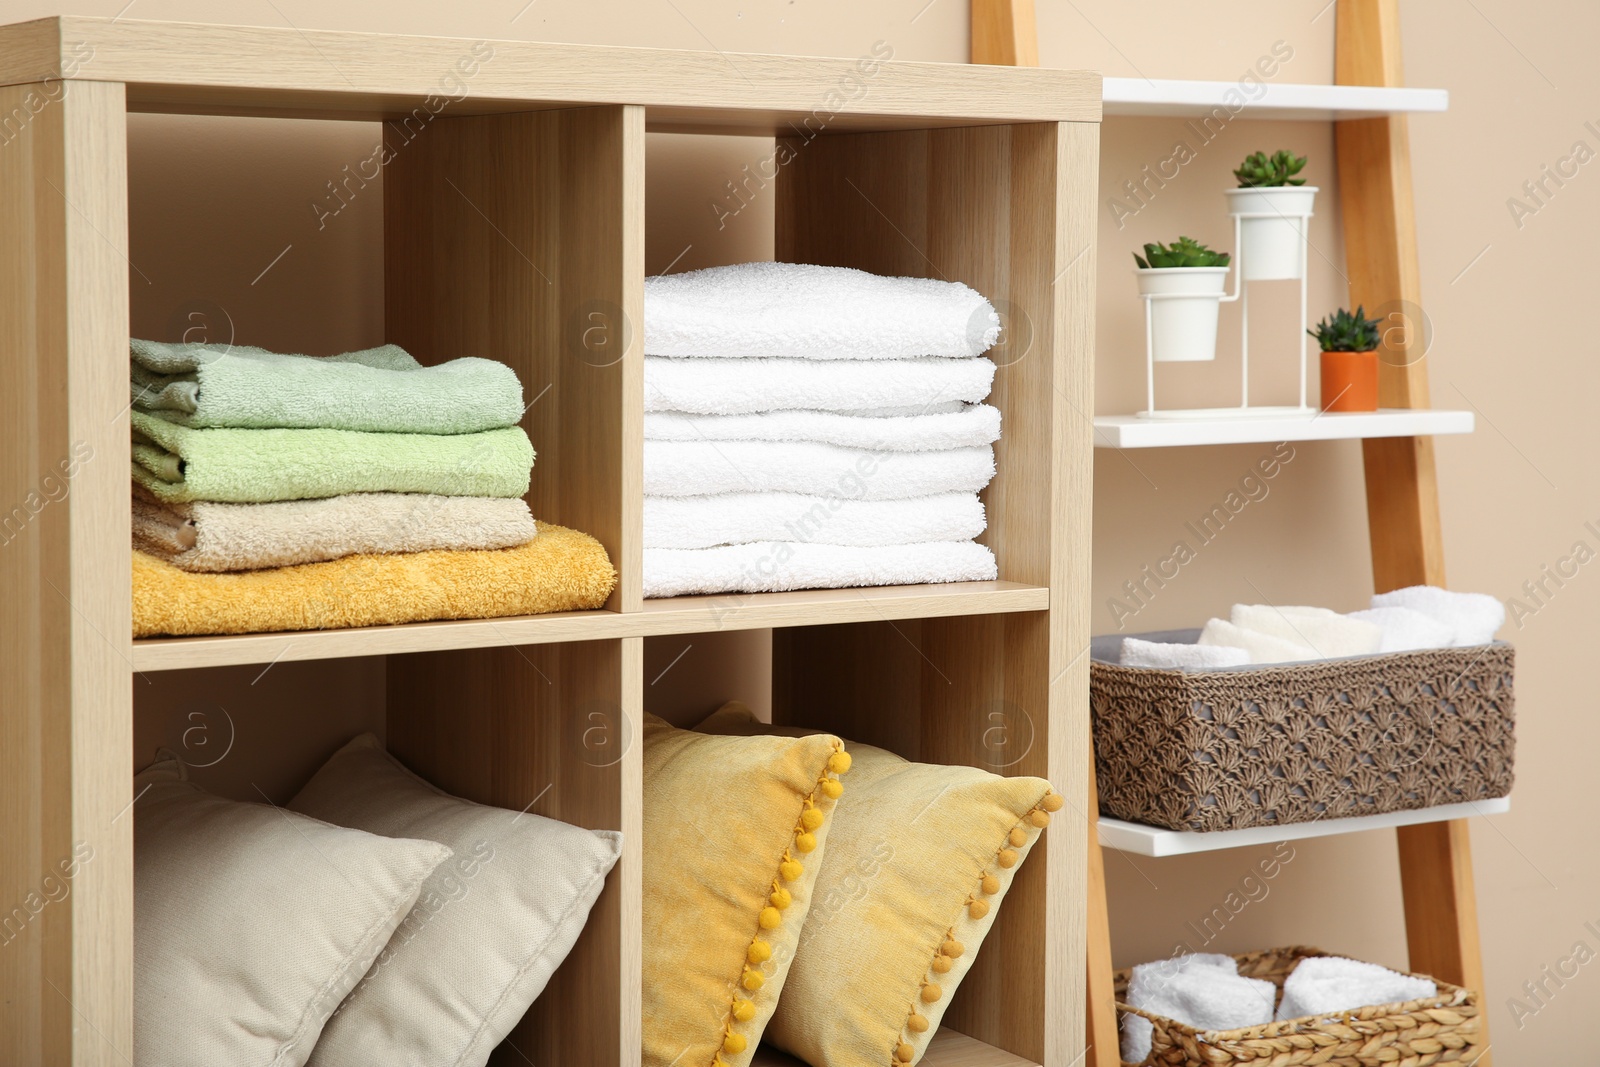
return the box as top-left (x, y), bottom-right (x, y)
top-left (1370, 585), bottom-right (1505, 646)
top-left (1120, 637), bottom-right (1249, 670)
top-left (643, 403), bottom-right (1001, 452)
top-left (642, 540), bottom-right (996, 598)
top-left (1121, 954), bottom-right (1276, 1064)
top-left (1275, 956), bottom-right (1437, 1022)
top-left (1230, 604), bottom-right (1383, 659)
top-left (1198, 618), bottom-right (1318, 664)
top-left (644, 261), bottom-right (999, 359)
top-left (644, 440), bottom-right (995, 500)
top-left (643, 355), bottom-right (996, 415)
top-left (644, 492), bottom-right (986, 550)
top-left (1347, 606), bottom-right (1456, 653)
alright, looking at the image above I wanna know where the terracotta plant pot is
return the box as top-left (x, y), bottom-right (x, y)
top-left (1320, 349), bottom-right (1379, 412)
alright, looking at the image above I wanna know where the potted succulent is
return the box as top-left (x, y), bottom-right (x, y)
top-left (1133, 237), bottom-right (1232, 363)
top-left (1309, 306), bottom-right (1381, 412)
top-left (1226, 150), bottom-right (1317, 281)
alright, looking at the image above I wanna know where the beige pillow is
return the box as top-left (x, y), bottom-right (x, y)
top-left (696, 703), bottom-right (1060, 1067)
top-left (287, 734), bottom-right (624, 1067)
top-left (642, 712), bottom-right (850, 1067)
top-left (134, 754), bottom-right (450, 1067)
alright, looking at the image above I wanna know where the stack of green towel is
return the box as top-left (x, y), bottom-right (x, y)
top-left (129, 340), bottom-right (541, 573)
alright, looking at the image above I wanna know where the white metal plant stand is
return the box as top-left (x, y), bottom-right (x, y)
top-left (1138, 204), bottom-right (1316, 420)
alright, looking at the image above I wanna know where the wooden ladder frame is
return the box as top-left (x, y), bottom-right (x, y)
top-left (970, 1), bottom-right (1490, 1064)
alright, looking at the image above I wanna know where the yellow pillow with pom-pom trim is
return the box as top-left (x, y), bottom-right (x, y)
top-left (642, 712), bottom-right (849, 1067)
top-left (695, 702), bottom-right (1059, 1067)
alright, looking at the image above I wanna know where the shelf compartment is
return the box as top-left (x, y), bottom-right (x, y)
top-left (1099, 797), bottom-right (1511, 858)
top-left (774, 612), bottom-right (1067, 1063)
top-left (1103, 78), bottom-right (1447, 121)
top-left (753, 1029), bottom-right (1039, 1067)
top-left (1093, 408), bottom-right (1474, 448)
top-left (130, 582), bottom-right (1050, 671)
top-left (386, 637), bottom-right (641, 1067)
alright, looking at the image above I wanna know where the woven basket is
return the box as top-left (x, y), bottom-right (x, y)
top-left (1115, 946), bottom-right (1482, 1066)
top-left (1091, 634), bottom-right (1515, 832)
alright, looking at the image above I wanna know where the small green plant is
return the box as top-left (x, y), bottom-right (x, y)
top-left (1309, 306), bottom-right (1382, 352)
top-left (1133, 236), bottom-right (1231, 269)
top-left (1234, 149), bottom-right (1308, 188)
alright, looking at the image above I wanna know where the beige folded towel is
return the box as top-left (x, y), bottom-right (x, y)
top-left (132, 490), bottom-right (538, 572)
top-left (1198, 618), bottom-right (1319, 664)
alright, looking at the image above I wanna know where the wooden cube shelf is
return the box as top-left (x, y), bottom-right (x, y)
top-left (0, 17), bottom-right (1100, 1067)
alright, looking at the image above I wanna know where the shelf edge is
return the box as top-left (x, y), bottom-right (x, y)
top-left (1099, 797), bottom-right (1512, 857)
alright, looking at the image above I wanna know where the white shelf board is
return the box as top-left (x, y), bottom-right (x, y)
top-left (1100, 797), bottom-right (1511, 858)
top-left (1103, 78), bottom-right (1448, 121)
top-left (1092, 408), bottom-right (1474, 449)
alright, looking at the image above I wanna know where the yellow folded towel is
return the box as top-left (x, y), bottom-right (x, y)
top-left (133, 521), bottom-right (616, 638)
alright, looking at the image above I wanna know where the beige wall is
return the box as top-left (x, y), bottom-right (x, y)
top-left (51, 0), bottom-right (1592, 1059)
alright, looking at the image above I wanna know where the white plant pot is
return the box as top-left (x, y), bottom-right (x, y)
top-left (1135, 267), bottom-right (1230, 363)
top-left (1225, 186), bottom-right (1317, 281)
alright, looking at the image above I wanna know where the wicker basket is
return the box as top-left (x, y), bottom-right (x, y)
top-left (1115, 946), bottom-right (1482, 1066)
top-left (1091, 632), bottom-right (1515, 832)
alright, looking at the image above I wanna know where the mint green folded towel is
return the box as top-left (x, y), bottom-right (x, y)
top-left (131, 411), bottom-right (534, 504)
top-left (130, 340), bottom-right (524, 434)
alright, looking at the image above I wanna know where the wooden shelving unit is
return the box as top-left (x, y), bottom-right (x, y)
top-left (0, 16), bottom-right (1100, 1067)
top-left (974, 1), bottom-right (1493, 1065)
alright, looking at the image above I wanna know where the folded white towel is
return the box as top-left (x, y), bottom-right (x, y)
top-left (643, 404), bottom-right (1001, 452)
top-left (1230, 604), bottom-right (1384, 659)
top-left (1275, 956), bottom-right (1437, 1022)
top-left (644, 356), bottom-right (996, 415)
top-left (644, 440), bottom-right (995, 500)
top-left (1121, 638), bottom-right (1250, 670)
top-left (644, 492), bottom-right (985, 549)
top-left (1122, 954), bottom-right (1275, 1063)
top-left (1347, 606), bottom-right (1456, 653)
top-left (1199, 618), bottom-right (1319, 664)
top-left (644, 261), bottom-right (999, 359)
top-left (1370, 585), bottom-right (1505, 646)
top-left (643, 540), bottom-right (997, 598)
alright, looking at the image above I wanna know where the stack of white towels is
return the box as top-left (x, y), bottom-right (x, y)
top-left (642, 262), bottom-right (1004, 598)
top-left (1121, 585), bottom-right (1506, 670)
top-left (1121, 952), bottom-right (1438, 1062)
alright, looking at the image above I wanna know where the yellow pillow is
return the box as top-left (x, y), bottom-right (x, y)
top-left (696, 703), bottom-right (1060, 1067)
top-left (642, 712), bottom-right (850, 1067)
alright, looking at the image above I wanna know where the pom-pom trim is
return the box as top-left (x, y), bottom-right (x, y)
top-left (715, 739), bottom-right (850, 1066)
top-left (890, 788), bottom-right (1060, 1066)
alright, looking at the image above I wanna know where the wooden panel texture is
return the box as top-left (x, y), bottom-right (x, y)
top-left (386, 638), bottom-right (638, 1066)
top-left (0, 79), bottom-right (132, 1067)
top-left (0, 17), bottom-right (1100, 129)
top-left (971, 0), bottom-right (1040, 67)
top-left (1336, 2), bottom-right (1489, 1060)
top-left (383, 103), bottom-right (643, 611)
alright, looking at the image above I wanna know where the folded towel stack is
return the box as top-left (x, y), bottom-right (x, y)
top-left (1123, 586), bottom-right (1504, 670)
top-left (641, 262), bottom-right (1004, 597)
top-left (1119, 951), bottom-right (1439, 1061)
top-left (129, 340), bottom-right (615, 635)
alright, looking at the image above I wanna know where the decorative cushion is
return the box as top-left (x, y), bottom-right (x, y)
top-left (287, 734), bottom-right (624, 1067)
top-left (134, 754), bottom-right (450, 1067)
top-left (696, 702), bottom-right (1060, 1067)
top-left (642, 712), bottom-right (850, 1067)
